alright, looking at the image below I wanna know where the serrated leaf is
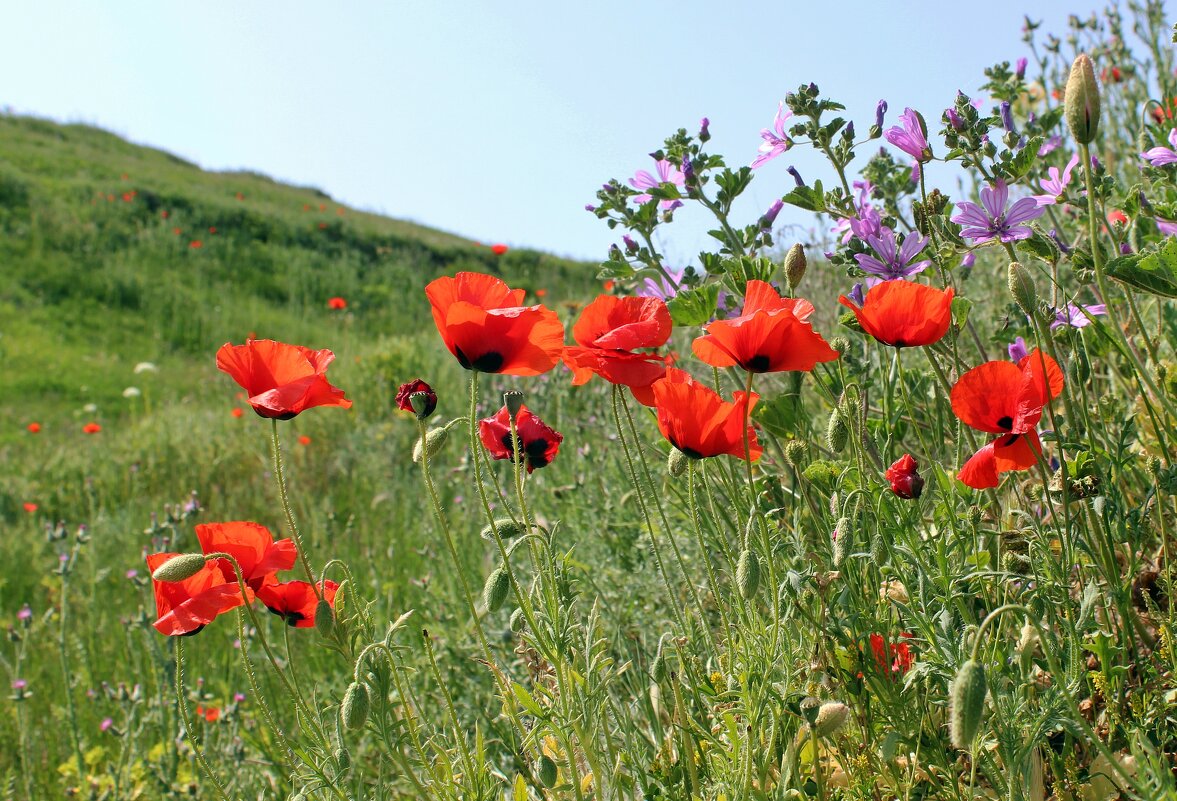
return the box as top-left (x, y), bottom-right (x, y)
top-left (951, 296), bottom-right (973, 328)
top-left (1022, 231), bottom-right (1061, 263)
top-left (1105, 239), bottom-right (1177, 297)
top-left (782, 179), bottom-right (826, 212)
top-left (1004, 136), bottom-right (1044, 180)
top-left (667, 284), bottom-right (720, 326)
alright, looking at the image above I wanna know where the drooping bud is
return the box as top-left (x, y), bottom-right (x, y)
top-left (151, 553), bottom-right (208, 583)
top-left (869, 99), bottom-right (888, 138)
top-left (826, 408), bottom-right (849, 452)
top-left (482, 567), bottom-right (510, 612)
top-left (509, 607), bottom-right (526, 632)
top-left (341, 681), bottom-right (370, 730)
top-left (396, 379), bottom-right (437, 419)
top-left (668, 447), bottom-right (688, 477)
top-left (1008, 262), bottom-right (1037, 317)
top-left (784, 243), bottom-right (807, 290)
top-left (1065, 54), bottom-right (1100, 144)
top-left (814, 702), bottom-right (850, 737)
top-left (480, 518), bottom-right (527, 541)
top-left (950, 659), bottom-right (988, 748)
top-left (334, 747), bottom-right (351, 774)
top-left (503, 390), bottom-right (525, 418)
top-left (537, 755), bottom-right (558, 788)
top-left (736, 549), bottom-right (761, 599)
top-left (412, 427), bottom-right (448, 463)
top-left (314, 599), bottom-right (335, 637)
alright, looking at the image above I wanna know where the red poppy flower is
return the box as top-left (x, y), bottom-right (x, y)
top-left (490, 243), bottom-right (509, 255)
top-left (838, 280), bottom-right (954, 348)
top-left (478, 405), bottom-right (563, 473)
top-left (563, 295), bottom-right (672, 402)
top-left (885, 454), bottom-right (924, 499)
top-left (146, 552), bottom-right (248, 636)
top-left (209, 226), bottom-right (217, 234)
top-left (161, 210), bottom-right (169, 219)
top-left (216, 339), bottom-right (352, 420)
top-left (1106, 210), bottom-right (1128, 227)
top-left (395, 378), bottom-right (437, 418)
top-left (257, 580), bottom-right (339, 627)
top-left (194, 521), bottom-right (296, 592)
top-left (298, 435), bottom-right (312, 446)
top-left (231, 407), bottom-right (244, 418)
top-left (327, 297), bottom-right (347, 310)
top-left (426, 272), bottom-right (564, 376)
top-left (23, 502), bottom-right (37, 514)
top-left (27, 422), bottom-right (40, 434)
top-left (951, 349), bottom-right (1064, 489)
top-left (651, 370), bottom-right (762, 461)
top-left (189, 240), bottom-right (203, 249)
top-left (869, 633), bottom-right (914, 678)
top-left (172, 227), bottom-right (182, 235)
top-left (195, 705), bottom-right (221, 722)
top-left (83, 422), bottom-right (102, 434)
top-left (692, 280), bottom-right (839, 373)
top-left (603, 280), bottom-right (615, 292)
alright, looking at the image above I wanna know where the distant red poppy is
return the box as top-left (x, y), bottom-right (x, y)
top-left (335, 207), bottom-right (345, 216)
top-left (951, 349), bottom-right (1064, 489)
top-left (146, 552), bottom-right (248, 636)
top-left (318, 222), bottom-right (328, 230)
top-left (194, 521), bottom-right (296, 592)
top-left (235, 192), bottom-right (245, 201)
top-left (83, 422), bottom-right (102, 434)
top-left (189, 240), bottom-right (203, 249)
top-left (563, 295), bottom-right (672, 402)
top-left (396, 379), bottom-right (437, 418)
top-left (838, 280), bottom-right (954, 348)
top-left (327, 297), bottom-right (347, 310)
top-left (1101, 66), bottom-right (1122, 83)
top-left (231, 407), bottom-right (244, 418)
top-left (535, 288), bottom-right (548, 298)
top-left (161, 210), bottom-right (169, 219)
top-left (603, 280), bottom-right (615, 292)
top-left (885, 454), bottom-right (924, 499)
top-left (426, 272), bottom-right (564, 376)
top-left (478, 404), bottom-right (563, 472)
top-left (209, 226), bottom-right (217, 234)
top-left (693, 280), bottom-right (839, 373)
top-left (1107, 210), bottom-right (1128, 227)
top-left (172, 227), bottom-right (182, 235)
top-left (121, 192), bottom-right (135, 203)
top-left (298, 435), bottom-right (311, 446)
top-left (195, 705), bottom-right (221, 722)
top-left (27, 422), bottom-right (41, 434)
top-left (869, 633), bottom-right (914, 678)
top-left (257, 580), bottom-right (339, 627)
top-left (216, 339), bottom-right (352, 419)
top-left (22, 503), bottom-right (37, 514)
top-left (651, 370), bottom-right (762, 461)
top-left (490, 243), bottom-right (509, 255)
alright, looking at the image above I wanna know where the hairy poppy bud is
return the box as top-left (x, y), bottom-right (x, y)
top-left (833, 516), bottom-right (851, 567)
top-left (509, 607), bottom-right (526, 632)
top-left (784, 243), bottom-right (807, 290)
top-left (826, 408), bottom-right (849, 452)
top-left (885, 454), bottom-right (924, 499)
top-left (503, 390), bottom-right (525, 418)
top-left (314, 599), bottom-right (334, 637)
top-left (341, 681), bottom-right (370, 730)
top-left (396, 379), bottom-right (437, 419)
top-left (668, 447), bottom-right (688, 477)
top-left (1007, 262), bottom-right (1037, 317)
top-left (1065, 54), bottom-right (1100, 144)
top-left (412, 427), bottom-right (448, 463)
top-left (537, 755), bottom-right (558, 788)
top-left (334, 747), bottom-right (351, 774)
top-left (1018, 622), bottom-right (1040, 672)
top-left (480, 518), bottom-right (526, 541)
top-left (651, 635), bottom-right (668, 682)
top-left (950, 659), bottom-right (987, 748)
top-left (151, 554), bottom-right (208, 582)
top-left (482, 567), bottom-right (510, 612)
top-left (814, 701), bottom-right (849, 737)
top-left (333, 579), bottom-right (350, 620)
top-left (737, 549), bottom-right (761, 599)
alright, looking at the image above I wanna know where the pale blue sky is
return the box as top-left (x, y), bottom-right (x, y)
top-left (4, 1), bottom-right (1088, 262)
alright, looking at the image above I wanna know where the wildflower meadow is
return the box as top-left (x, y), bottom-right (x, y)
top-left (6, 5), bottom-right (1177, 800)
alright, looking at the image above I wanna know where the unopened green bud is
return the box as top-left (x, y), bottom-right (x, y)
top-left (950, 659), bottom-right (987, 748)
top-left (651, 635), bottom-right (668, 682)
top-left (1065, 54), bottom-right (1100, 144)
top-left (737, 549), bottom-right (762, 599)
top-left (536, 755), bottom-right (558, 788)
top-left (668, 447), bottom-right (688, 477)
top-left (480, 518), bottom-right (526, 541)
top-left (833, 516), bottom-right (851, 568)
top-left (783, 440), bottom-right (807, 468)
top-left (482, 567), bottom-right (510, 612)
top-left (341, 681), bottom-right (370, 730)
top-left (412, 427), bottom-right (448, 463)
top-left (830, 336), bottom-right (850, 356)
top-left (784, 243), bottom-right (807, 290)
top-left (503, 390), bottom-right (525, 418)
top-left (333, 579), bottom-right (351, 620)
top-left (509, 607), bottom-right (526, 632)
top-left (334, 747), bottom-right (351, 774)
top-left (799, 696), bottom-right (822, 726)
top-left (151, 553), bottom-right (208, 582)
top-left (1148, 456), bottom-right (1163, 477)
top-left (814, 701), bottom-right (849, 737)
top-left (826, 408), bottom-right (849, 452)
top-left (968, 505), bottom-right (983, 526)
top-left (1007, 262), bottom-right (1037, 317)
top-left (314, 600), bottom-right (335, 637)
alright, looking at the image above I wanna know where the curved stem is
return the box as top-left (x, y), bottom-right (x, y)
top-left (174, 637), bottom-right (232, 801)
top-left (270, 419), bottom-right (322, 601)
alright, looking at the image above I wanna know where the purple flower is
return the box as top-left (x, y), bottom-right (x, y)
top-left (100, 717), bottom-right (114, 732)
top-left (854, 229), bottom-right (931, 280)
top-left (638, 266), bottom-right (685, 301)
top-left (847, 282), bottom-right (866, 307)
top-left (1033, 153), bottom-right (1080, 206)
top-left (622, 235), bottom-right (639, 254)
top-left (875, 100), bottom-right (888, 129)
top-left (1141, 129), bottom-right (1177, 166)
top-left (786, 166), bottom-right (804, 187)
top-left (950, 180), bottom-right (1044, 244)
top-left (699, 117), bottom-right (711, 142)
top-left (759, 199), bottom-right (783, 229)
top-left (1008, 336), bottom-right (1029, 362)
top-left (1015, 57), bottom-right (1028, 80)
top-left (12, 679), bottom-right (27, 690)
top-left (752, 101), bottom-right (794, 168)
top-left (1051, 303), bottom-right (1107, 329)
top-left (629, 159), bottom-right (685, 210)
top-left (125, 569), bottom-right (138, 580)
top-left (945, 108), bottom-right (965, 131)
top-left (234, 692), bottom-right (247, 702)
top-left (1038, 136), bottom-right (1062, 156)
top-left (961, 251), bottom-right (976, 268)
top-left (884, 107), bottom-right (933, 163)
top-left (17, 604), bottom-right (31, 621)
top-left (584, 204), bottom-right (596, 212)
top-left (999, 101), bottom-right (1017, 135)
top-left (1157, 218), bottom-right (1177, 236)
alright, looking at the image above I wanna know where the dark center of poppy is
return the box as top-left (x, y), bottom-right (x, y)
top-left (892, 339), bottom-right (907, 348)
top-left (525, 438), bottom-right (550, 468)
top-left (1000, 433), bottom-right (1021, 446)
top-left (265, 605), bottom-right (304, 627)
top-left (180, 624), bottom-right (207, 637)
top-left (996, 415), bottom-right (1013, 431)
top-left (455, 346), bottom-right (504, 373)
top-left (744, 355), bottom-right (771, 372)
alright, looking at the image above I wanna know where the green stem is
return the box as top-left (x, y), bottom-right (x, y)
top-left (174, 638), bottom-right (232, 801)
top-left (270, 419), bottom-right (321, 600)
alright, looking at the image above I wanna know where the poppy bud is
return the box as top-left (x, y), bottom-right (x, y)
top-left (783, 440), bottom-right (807, 468)
top-left (396, 379), bottom-right (437, 419)
top-left (503, 390), bottom-right (525, 418)
top-left (826, 408), bottom-right (849, 452)
top-left (1017, 622), bottom-right (1039, 672)
top-left (651, 635), bottom-right (668, 682)
top-left (885, 454), bottom-right (924, 499)
top-left (334, 747), bottom-right (351, 774)
top-left (833, 516), bottom-right (851, 567)
top-left (480, 518), bottom-right (526, 541)
top-left (1065, 54), bottom-right (1100, 144)
top-left (341, 681), bottom-right (370, 730)
top-left (736, 549), bottom-right (761, 599)
top-left (814, 701), bottom-right (849, 737)
top-left (537, 755), bottom-right (558, 788)
top-left (151, 553), bottom-right (208, 582)
top-left (412, 427), bottom-right (448, 463)
top-left (509, 607), bottom-right (526, 632)
top-left (799, 696), bottom-right (822, 726)
top-left (482, 567), bottom-right (510, 612)
top-left (668, 447), bottom-right (688, 477)
top-left (314, 600), bottom-right (335, 637)
top-left (333, 579), bottom-right (350, 620)
top-left (1007, 262), bottom-right (1037, 317)
top-left (950, 659), bottom-right (987, 748)
top-left (784, 243), bottom-right (807, 290)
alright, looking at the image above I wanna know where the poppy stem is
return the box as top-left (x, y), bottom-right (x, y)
top-left (173, 637), bottom-right (233, 801)
top-left (269, 419), bottom-right (322, 601)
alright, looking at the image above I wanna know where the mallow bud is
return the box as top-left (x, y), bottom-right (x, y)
top-left (784, 243), bottom-right (807, 290)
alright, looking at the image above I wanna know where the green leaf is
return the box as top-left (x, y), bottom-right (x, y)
top-left (667, 284), bottom-right (720, 326)
top-left (1022, 231), bottom-right (1061, 264)
top-left (1105, 239), bottom-right (1177, 297)
top-left (754, 392), bottom-right (802, 439)
top-left (782, 179), bottom-right (826, 212)
top-left (1003, 136), bottom-right (1044, 181)
top-left (951, 296), bottom-right (973, 328)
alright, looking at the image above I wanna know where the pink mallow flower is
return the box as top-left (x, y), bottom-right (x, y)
top-left (1141, 129), bottom-right (1177, 166)
top-left (884, 108), bottom-right (933, 163)
top-left (1033, 153), bottom-right (1080, 206)
top-left (751, 101), bottom-right (794, 168)
top-left (950, 180), bottom-right (1044, 244)
top-left (629, 159), bottom-right (684, 210)
top-left (1051, 302), bottom-right (1106, 329)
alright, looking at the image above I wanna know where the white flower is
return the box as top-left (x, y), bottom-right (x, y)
top-left (123, 387), bottom-right (141, 398)
top-left (133, 362), bottom-right (159, 374)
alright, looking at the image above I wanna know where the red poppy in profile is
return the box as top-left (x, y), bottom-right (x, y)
top-left (651, 370), bottom-right (762, 461)
top-left (869, 633), bottom-right (914, 678)
top-left (490, 243), bottom-right (509, 255)
top-left (194, 521), bottom-right (297, 592)
top-left (951, 349), bottom-right (1064, 489)
top-left (563, 295), bottom-right (672, 403)
top-left (693, 280), bottom-right (839, 373)
top-left (146, 552), bottom-right (248, 636)
top-left (838, 280), bottom-right (954, 348)
top-left (478, 405), bottom-right (563, 473)
top-left (426, 272), bottom-right (564, 376)
top-left (23, 502), bottom-right (37, 514)
top-left (885, 454), bottom-right (924, 499)
top-left (195, 705), bottom-right (221, 722)
top-left (395, 379), bottom-right (437, 418)
top-left (216, 339), bottom-right (352, 419)
top-left (27, 422), bottom-right (41, 434)
top-left (231, 407), bottom-right (244, 418)
top-left (83, 422), bottom-right (102, 434)
top-left (327, 297), bottom-right (347, 310)
top-left (257, 580), bottom-right (339, 627)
